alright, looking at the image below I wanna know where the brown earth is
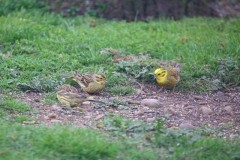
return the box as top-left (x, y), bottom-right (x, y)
top-left (15, 84), bottom-right (240, 138)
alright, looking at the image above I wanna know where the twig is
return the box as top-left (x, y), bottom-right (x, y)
top-left (134, 81), bottom-right (143, 98)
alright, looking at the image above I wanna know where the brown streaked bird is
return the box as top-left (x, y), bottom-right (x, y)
top-left (72, 73), bottom-right (106, 94)
top-left (56, 84), bottom-right (104, 107)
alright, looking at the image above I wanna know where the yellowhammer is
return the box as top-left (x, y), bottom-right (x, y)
top-left (56, 84), bottom-right (104, 107)
top-left (72, 73), bottom-right (106, 94)
top-left (154, 68), bottom-right (180, 89)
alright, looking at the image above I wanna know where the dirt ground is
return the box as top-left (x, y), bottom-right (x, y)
top-left (16, 84), bottom-right (240, 137)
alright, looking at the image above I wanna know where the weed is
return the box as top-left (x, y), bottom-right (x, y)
top-left (0, 123), bottom-right (159, 160)
top-left (0, 96), bottom-right (33, 123)
top-left (42, 92), bottom-right (57, 104)
top-left (0, 12), bottom-right (239, 92)
top-left (109, 86), bottom-right (135, 95)
top-left (0, 97), bottom-right (31, 113)
top-left (0, 2), bottom-right (240, 159)
top-left (0, 0), bottom-right (47, 16)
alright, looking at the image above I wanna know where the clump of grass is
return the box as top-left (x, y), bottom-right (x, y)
top-left (0, 97), bottom-right (31, 113)
top-left (0, 0), bottom-right (47, 16)
top-left (174, 138), bottom-right (240, 160)
top-left (116, 62), bottom-right (157, 84)
top-left (0, 10), bottom-right (239, 92)
top-left (100, 115), bottom-right (151, 135)
top-left (109, 86), bottom-right (135, 95)
top-left (16, 76), bottom-right (63, 93)
top-left (0, 96), bottom-right (33, 123)
top-left (42, 92), bottom-right (57, 104)
top-left (98, 116), bottom-right (240, 159)
top-left (178, 56), bottom-right (240, 92)
top-left (0, 123), bottom-right (159, 160)
top-left (0, 2), bottom-right (239, 160)
top-left (153, 119), bottom-right (240, 159)
top-left (214, 57), bottom-right (240, 88)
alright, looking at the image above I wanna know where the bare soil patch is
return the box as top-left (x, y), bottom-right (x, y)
top-left (16, 84), bottom-right (240, 137)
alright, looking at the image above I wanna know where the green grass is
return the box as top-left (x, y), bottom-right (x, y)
top-left (109, 86), bottom-right (135, 95)
top-left (0, 5), bottom-right (239, 92)
top-left (0, 96), bottom-right (33, 123)
top-left (0, 123), bottom-right (159, 160)
top-left (42, 92), bottom-right (58, 104)
top-left (0, 116), bottom-right (239, 160)
top-left (153, 120), bottom-right (240, 159)
top-left (0, 1), bottom-right (240, 159)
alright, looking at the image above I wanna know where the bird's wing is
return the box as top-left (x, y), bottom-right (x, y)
top-left (57, 84), bottom-right (79, 93)
top-left (168, 69), bottom-right (180, 82)
top-left (79, 74), bottom-right (94, 87)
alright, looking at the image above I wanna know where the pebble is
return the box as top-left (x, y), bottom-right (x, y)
top-left (141, 99), bottom-right (162, 108)
top-left (84, 116), bottom-right (91, 119)
top-left (201, 106), bottom-right (213, 115)
top-left (51, 119), bottom-right (61, 123)
top-left (83, 101), bottom-right (91, 105)
top-left (135, 89), bottom-right (142, 95)
top-left (95, 114), bottom-right (105, 120)
top-left (134, 111), bottom-right (144, 116)
top-left (216, 91), bottom-right (225, 96)
top-left (108, 108), bottom-right (115, 112)
top-left (224, 106), bottom-right (233, 115)
top-left (51, 104), bottom-right (63, 111)
top-left (146, 117), bottom-right (155, 122)
top-left (165, 108), bottom-right (176, 115)
top-left (182, 103), bottom-right (188, 107)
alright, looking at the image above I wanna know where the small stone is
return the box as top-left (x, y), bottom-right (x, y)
top-left (95, 114), bottom-right (105, 120)
top-left (143, 106), bottom-right (149, 110)
top-left (224, 106), bottom-right (233, 114)
top-left (51, 119), bottom-right (61, 123)
top-left (165, 108), bottom-right (176, 115)
top-left (82, 101), bottom-right (91, 105)
top-left (216, 91), bottom-right (225, 96)
top-left (84, 116), bottom-right (91, 119)
top-left (108, 108), bottom-right (115, 112)
top-left (134, 111), bottom-right (144, 116)
top-left (135, 89), bottom-right (142, 95)
top-left (179, 121), bottom-right (195, 129)
top-left (146, 117), bottom-right (155, 122)
top-left (182, 103), bottom-right (188, 107)
top-left (51, 105), bottom-right (63, 111)
top-left (141, 99), bottom-right (162, 108)
top-left (201, 106), bottom-right (213, 115)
